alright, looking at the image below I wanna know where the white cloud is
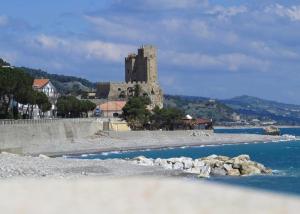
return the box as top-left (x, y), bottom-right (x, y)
top-left (84, 16), bottom-right (146, 40)
top-left (30, 35), bottom-right (136, 63)
top-left (250, 41), bottom-right (300, 60)
top-left (162, 19), bottom-right (214, 39)
top-left (207, 5), bottom-right (248, 19)
top-left (162, 51), bottom-right (270, 72)
top-left (265, 4), bottom-right (300, 21)
top-left (0, 15), bottom-right (8, 26)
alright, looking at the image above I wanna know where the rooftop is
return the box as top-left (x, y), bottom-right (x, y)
top-left (33, 79), bottom-right (50, 89)
top-left (99, 101), bottom-right (127, 111)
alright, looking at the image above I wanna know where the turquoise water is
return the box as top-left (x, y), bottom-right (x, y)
top-left (70, 128), bottom-right (300, 196)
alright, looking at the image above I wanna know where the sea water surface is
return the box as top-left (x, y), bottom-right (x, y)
top-left (70, 128), bottom-right (300, 196)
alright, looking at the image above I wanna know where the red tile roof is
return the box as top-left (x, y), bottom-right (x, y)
top-left (33, 79), bottom-right (49, 89)
top-left (99, 101), bottom-right (126, 111)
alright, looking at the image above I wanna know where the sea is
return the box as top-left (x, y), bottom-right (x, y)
top-left (69, 127), bottom-right (300, 196)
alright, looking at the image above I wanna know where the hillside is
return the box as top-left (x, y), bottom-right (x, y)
top-left (164, 95), bottom-right (235, 123)
top-left (222, 95), bottom-right (300, 125)
top-left (19, 67), bottom-right (96, 95)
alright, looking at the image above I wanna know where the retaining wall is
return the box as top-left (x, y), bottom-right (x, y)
top-left (0, 119), bottom-right (103, 153)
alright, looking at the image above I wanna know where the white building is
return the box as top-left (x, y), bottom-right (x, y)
top-left (32, 79), bottom-right (59, 118)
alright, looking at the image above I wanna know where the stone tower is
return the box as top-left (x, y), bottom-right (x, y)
top-left (97, 45), bottom-right (164, 109)
top-left (125, 45), bottom-right (158, 83)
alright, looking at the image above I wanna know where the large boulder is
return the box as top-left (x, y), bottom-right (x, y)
top-left (133, 156), bottom-right (154, 166)
top-left (223, 164), bottom-right (233, 172)
top-left (235, 155), bottom-right (250, 161)
top-left (211, 167), bottom-right (227, 176)
top-left (240, 163), bottom-right (261, 176)
top-left (198, 165), bottom-right (211, 178)
top-left (173, 162), bottom-right (184, 170)
top-left (182, 158), bottom-right (193, 170)
top-left (227, 169), bottom-right (241, 176)
top-left (193, 160), bottom-right (205, 168)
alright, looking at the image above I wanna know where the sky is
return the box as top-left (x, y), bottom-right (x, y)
top-left (1, 0), bottom-right (300, 104)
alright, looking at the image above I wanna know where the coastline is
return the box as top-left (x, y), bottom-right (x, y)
top-left (214, 125), bottom-right (300, 129)
top-left (23, 131), bottom-right (290, 157)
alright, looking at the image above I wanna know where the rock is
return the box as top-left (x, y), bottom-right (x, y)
top-left (211, 167), bottom-right (227, 176)
top-left (198, 165), bottom-right (211, 178)
top-left (133, 156), bottom-right (147, 161)
top-left (167, 158), bottom-right (179, 164)
top-left (185, 167), bottom-right (200, 174)
top-left (202, 154), bottom-right (218, 160)
top-left (193, 160), bottom-right (205, 168)
top-left (130, 154), bottom-right (271, 177)
top-left (223, 164), bottom-right (233, 172)
top-left (227, 169), bottom-right (240, 176)
top-left (173, 162), bottom-right (184, 170)
top-left (163, 163), bottom-right (173, 170)
top-left (215, 156), bottom-right (230, 162)
top-left (202, 159), bottom-right (223, 168)
top-left (154, 158), bottom-right (163, 166)
top-left (182, 158), bottom-right (193, 170)
top-left (39, 154), bottom-right (50, 159)
top-left (262, 168), bottom-right (273, 174)
top-left (133, 156), bottom-right (154, 166)
top-left (236, 155), bottom-right (250, 161)
top-left (240, 164), bottom-right (261, 176)
top-left (154, 158), bottom-right (173, 170)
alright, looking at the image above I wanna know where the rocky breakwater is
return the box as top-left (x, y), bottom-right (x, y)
top-left (131, 155), bottom-right (272, 178)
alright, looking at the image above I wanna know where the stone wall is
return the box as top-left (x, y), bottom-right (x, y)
top-left (0, 119), bottom-right (103, 154)
top-left (97, 81), bottom-right (163, 108)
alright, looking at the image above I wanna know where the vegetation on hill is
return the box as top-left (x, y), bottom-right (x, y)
top-left (164, 95), bottom-right (235, 123)
top-left (19, 67), bottom-right (96, 95)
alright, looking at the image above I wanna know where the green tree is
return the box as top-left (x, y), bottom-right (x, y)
top-left (36, 91), bottom-right (52, 117)
top-left (0, 67), bottom-right (34, 118)
top-left (151, 107), bottom-right (185, 130)
top-left (56, 96), bottom-right (96, 118)
top-left (122, 96), bottom-right (151, 130)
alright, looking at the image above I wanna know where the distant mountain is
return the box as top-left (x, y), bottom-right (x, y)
top-left (19, 67), bottom-right (96, 95)
top-left (222, 95), bottom-right (300, 125)
top-left (164, 95), bottom-right (235, 122)
top-left (164, 94), bottom-right (300, 125)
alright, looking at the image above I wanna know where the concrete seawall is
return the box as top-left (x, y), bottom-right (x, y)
top-left (0, 119), bottom-right (103, 153)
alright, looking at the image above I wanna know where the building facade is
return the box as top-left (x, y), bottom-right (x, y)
top-left (32, 79), bottom-right (59, 118)
top-left (96, 45), bottom-right (163, 108)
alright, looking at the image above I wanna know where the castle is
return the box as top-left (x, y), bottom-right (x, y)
top-left (96, 45), bottom-right (164, 108)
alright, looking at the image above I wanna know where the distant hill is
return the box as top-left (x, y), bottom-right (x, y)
top-left (222, 95), bottom-right (300, 125)
top-left (19, 67), bottom-right (96, 95)
top-left (164, 95), bottom-right (235, 123)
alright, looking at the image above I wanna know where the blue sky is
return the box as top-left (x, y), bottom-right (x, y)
top-left (1, 0), bottom-right (300, 104)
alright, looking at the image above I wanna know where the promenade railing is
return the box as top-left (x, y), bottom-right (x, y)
top-left (0, 118), bottom-right (101, 126)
